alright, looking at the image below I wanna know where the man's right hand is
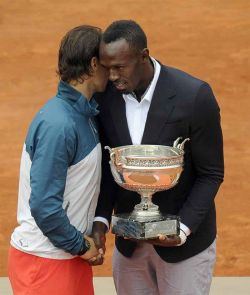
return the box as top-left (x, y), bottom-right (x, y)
top-left (80, 236), bottom-right (99, 261)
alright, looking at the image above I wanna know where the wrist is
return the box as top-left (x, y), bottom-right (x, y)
top-left (93, 221), bottom-right (109, 233)
top-left (180, 222), bottom-right (191, 236)
top-left (93, 218), bottom-right (109, 231)
top-left (78, 238), bottom-right (91, 256)
top-left (177, 229), bottom-right (187, 246)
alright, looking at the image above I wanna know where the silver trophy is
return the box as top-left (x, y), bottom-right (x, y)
top-left (105, 137), bottom-right (189, 239)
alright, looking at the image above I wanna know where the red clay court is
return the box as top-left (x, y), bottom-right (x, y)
top-left (0, 0), bottom-right (249, 277)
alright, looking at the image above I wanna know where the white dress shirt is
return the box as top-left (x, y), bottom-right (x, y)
top-left (94, 57), bottom-right (191, 237)
top-left (123, 57), bottom-right (161, 144)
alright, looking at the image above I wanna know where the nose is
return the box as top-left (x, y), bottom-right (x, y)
top-left (109, 68), bottom-right (119, 82)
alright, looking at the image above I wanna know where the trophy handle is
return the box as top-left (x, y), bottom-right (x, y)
top-left (104, 146), bottom-right (122, 167)
top-left (104, 146), bottom-right (113, 153)
top-left (173, 137), bottom-right (190, 150)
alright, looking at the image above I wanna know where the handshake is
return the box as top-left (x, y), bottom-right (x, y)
top-left (80, 221), bottom-right (188, 265)
top-left (80, 222), bottom-right (107, 266)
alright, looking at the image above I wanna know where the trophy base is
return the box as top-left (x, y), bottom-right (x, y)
top-left (111, 213), bottom-right (180, 240)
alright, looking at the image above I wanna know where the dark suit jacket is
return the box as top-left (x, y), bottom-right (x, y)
top-left (94, 64), bottom-right (224, 263)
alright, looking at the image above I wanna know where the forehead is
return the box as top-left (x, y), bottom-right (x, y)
top-left (99, 39), bottom-right (137, 65)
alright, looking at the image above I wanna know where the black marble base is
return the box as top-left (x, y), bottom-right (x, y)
top-left (111, 213), bottom-right (180, 239)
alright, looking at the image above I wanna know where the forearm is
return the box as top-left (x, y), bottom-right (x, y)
top-left (30, 194), bottom-right (84, 255)
top-left (28, 121), bottom-right (84, 255)
top-left (179, 82), bottom-right (224, 232)
top-left (178, 175), bottom-right (223, 232)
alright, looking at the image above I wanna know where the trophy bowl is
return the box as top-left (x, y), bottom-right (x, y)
top-left (105, 137), bottom-right (189, 239)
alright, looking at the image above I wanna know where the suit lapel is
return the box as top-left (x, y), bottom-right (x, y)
top-left (141, 66), bottom-right (177, 144)
top-left (109, 88), bottom-right (132, 146)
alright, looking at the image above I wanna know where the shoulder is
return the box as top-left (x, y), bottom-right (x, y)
top-left (40, 96), bottom-right (74, 125)
top-left (34, 96), bottom-right (75, 128)
top-left (161, 65), bottom-right (206, 90)
top-left (159, 64), bottom-right (216, 104)
top-left (27, 97), bottom-right (76, 144)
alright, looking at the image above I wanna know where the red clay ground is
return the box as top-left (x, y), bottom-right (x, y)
top-left (0, 0), bottom-right (250, 276)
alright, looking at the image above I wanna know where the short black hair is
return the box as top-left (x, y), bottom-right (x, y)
top-left (102, 20), bottom-right (147, 51)
top-left (58, 25), bottom-right (101, 83)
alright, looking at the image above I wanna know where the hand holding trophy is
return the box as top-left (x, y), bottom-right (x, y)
top-left (105, 137), bottom-right (190, 240)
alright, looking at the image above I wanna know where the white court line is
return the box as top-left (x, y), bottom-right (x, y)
top-left (0, 277), bottom-right (250, 295)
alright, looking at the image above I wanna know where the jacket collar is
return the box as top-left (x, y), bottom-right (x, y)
top-left (56, 80), bottom-right (99, 117)
top-left (109, 64), bottom-right (177, 145)
top-left (141, 64), bottom-right (176, 144)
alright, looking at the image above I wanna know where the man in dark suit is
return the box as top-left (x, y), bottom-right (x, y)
top-left (92, 20), bottom-right (224, 295)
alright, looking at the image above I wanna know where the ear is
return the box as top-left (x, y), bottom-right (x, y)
top-left (141, 48), bottom-right (149, 62)
top-left (90, 56), bottom-right (98, 72)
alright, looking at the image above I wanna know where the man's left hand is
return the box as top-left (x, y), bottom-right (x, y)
top-left (145, 234), bottom-right (181, 247)
top-left (124, 234), bottom-right (182, 247)
top-left (87, 250), bottom-right (104, 266)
